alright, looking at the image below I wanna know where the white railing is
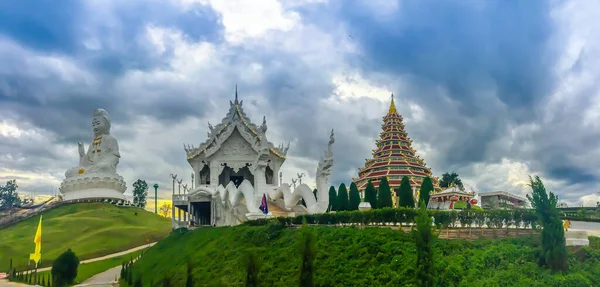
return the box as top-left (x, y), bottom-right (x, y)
top-left (172, 194), bottom-right (187, 202)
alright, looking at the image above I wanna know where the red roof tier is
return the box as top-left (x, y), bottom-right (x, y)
top-left (353, 94), bottom-right (441, 193)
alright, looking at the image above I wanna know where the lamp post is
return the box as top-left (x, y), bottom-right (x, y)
top-left (170, 174), bottom-right (177, 195)
top-left (153, 184), bottom-right (159, 214)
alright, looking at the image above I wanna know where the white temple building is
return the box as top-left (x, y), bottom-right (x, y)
top-left (171, 89), bottom-right (335, 228)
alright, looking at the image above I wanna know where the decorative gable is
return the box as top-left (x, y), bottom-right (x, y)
top-left (184, 88), bottom-right (289, 162)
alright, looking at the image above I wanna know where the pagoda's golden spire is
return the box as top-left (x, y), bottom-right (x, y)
top-left (388, 93), bottom-right (397, 115)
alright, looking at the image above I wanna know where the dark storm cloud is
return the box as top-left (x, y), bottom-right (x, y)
top-left (0, 0), bottom-right (82, 53)
top-left (0, 0), bottom-right (223, 144)
top-left (79, 1), bottom-right (224, 76)
top-left (1, 0), bottom-right (598, 205)
top-left (292, 1), bottom-right (562, 168)
top-left (335, 1), bottom-right (554, 110)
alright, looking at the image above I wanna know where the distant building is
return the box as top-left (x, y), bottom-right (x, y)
top-left (352, 94), bottom-right (440, 206)
top-left (428, 184), bottom-right (476, 210)
top-left (479, 191), bottom-right (527, 209)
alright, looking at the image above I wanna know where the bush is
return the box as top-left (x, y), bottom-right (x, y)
top-left (348, 182), bottom-right (361, 211)
top-left (298, 223), bottom-right (316, 287)
top-left (419, 177), bottom-right (434, 207)
top-left (337, 183), bottom-right (349, 211)
top-left (364, 180), bottom-right (377, 209)
top-left (327, 186), bottom-right (337, 212)
top-left (51, 249), bottom-right (79, 287)
top-left (245, 207), bottom-right (539, 230)
top-left (527, 176), bottom-right (567, 271)
top-left (244, 253), bottom-right (261, 287)
top-left (413, 202), bottom-right (437, 287)
top-left (377, 177), bottom-right (393, 208)
top-left (398, 176), bottom-right (414, 208)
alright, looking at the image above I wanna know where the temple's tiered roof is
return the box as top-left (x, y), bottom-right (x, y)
top-left (184, 87), bottom-right (289, 161)
top-left (352, 95), bottom-right (440, 192)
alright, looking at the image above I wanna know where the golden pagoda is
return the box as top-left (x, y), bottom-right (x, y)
top-left (352, 94), bottom-right (440, 204)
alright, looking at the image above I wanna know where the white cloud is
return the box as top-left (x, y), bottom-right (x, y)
top-left (462, 158), bottom-right (534, 197)
top-left (0, 37), bottom-right (94, 85)
top-left (2, 0), bottom-right (600, 208)
top-left (181, 0), bottom-right (301, 44)
top-left (332, 73), bottom-right (392, 101)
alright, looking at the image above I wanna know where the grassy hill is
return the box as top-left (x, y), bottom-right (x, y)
top-left (0, 202), bottom-right (171, 271)
top-left (128, 224), bottom-right (600, 287)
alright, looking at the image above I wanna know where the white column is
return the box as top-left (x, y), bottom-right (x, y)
top-left (171, 201), bottom-right (175, 229)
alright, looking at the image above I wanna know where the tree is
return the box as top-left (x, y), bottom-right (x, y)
top-left (439, 172), bottom-right (464, 190)
top-left (185, 259), bottom-right (194, 287)
top-left (0, 179), bottom-right (21, 211)
top-left (327, 186), bottom-right (338, 212)
top-left (132, 179), bottom-right (149, 208)
top-left (298, 222), bottom-right (316, 287)
top-left (377, 177), bottom-right (393, 208)
top-left (51, 249), bottom-right (80, 287)
top-left (413, 201), bottom-right (437, 286)
top-left (398, 176), bottom-right (414, 208)
top-left (244, 253), bottom-right (261, 287)
top-left (348, 182), bottom-right (361, 211)
top-left (526, 175), bottom-right (567, 271)
top-left (159, 202), bottom-right (172, 217)
top-left (419, 177), bottom-right (434, 207)
top-left (337, 183), bottom-right (349, 211)
top-left (364, 180), bottom-right (377, 209)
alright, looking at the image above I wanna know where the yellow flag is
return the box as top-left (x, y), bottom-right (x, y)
top-left (29, 215), bottom-right (42, 265)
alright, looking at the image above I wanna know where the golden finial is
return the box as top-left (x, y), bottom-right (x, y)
top-left (388, 93), bottom-right (397, 115)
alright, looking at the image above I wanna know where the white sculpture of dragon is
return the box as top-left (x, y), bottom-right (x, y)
top-left (267, 129), bottom-right (334, 214)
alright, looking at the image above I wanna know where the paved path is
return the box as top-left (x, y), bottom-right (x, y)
top-left (24, 242), bottom-right (156, 273)
top-left (72, 266), bottom-right (121, 287)
top-left (569, 220), bottom-right (600, 237)
top-left (0, 279), bottom-right (33, 286)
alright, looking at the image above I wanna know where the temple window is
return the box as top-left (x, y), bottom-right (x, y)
top-left (265, 166), bottom-right (274, 185)
top-left (199, 164), bottom-right (210, 185)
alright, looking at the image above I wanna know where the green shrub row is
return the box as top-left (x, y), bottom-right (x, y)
top-left (246, 208), bottom-right (541, 229)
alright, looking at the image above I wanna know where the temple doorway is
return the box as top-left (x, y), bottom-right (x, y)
top-left (191, 201), bottom-right (211, 226)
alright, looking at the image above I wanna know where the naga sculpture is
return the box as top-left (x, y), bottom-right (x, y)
top-left (268, 129), bottom-right (334, 214)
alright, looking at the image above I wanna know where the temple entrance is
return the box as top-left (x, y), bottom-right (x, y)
top-left (191, 201), bottom-right (211, 226)
top-left (218, 165), bottom-right (254, 187)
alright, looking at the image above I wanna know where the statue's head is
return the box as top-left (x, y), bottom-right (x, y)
top-left (92, 109), bottom-right (111, 136)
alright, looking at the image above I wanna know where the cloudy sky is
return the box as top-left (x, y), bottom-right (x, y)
top-left (1, 0), bottom-right (599, 206)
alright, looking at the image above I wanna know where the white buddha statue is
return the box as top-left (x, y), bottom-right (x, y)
top-left (65, 109), bottom-right (120, 178)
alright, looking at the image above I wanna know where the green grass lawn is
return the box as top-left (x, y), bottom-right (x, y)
top-left (14, 248), bottom-right (147, 286)
top-left (127, 225), bottom-right (600, 287)
top-left (0, 202), bottom-right (171, 271)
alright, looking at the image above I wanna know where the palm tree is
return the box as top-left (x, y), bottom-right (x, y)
top-left (439, 172), bottom-right (465, 190)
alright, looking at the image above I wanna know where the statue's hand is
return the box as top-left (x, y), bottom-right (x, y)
top-left (78, 142), bottom-right (85, 156)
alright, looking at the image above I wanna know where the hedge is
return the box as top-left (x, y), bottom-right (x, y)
top-left (245, 208), bottom-right (541, 229)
